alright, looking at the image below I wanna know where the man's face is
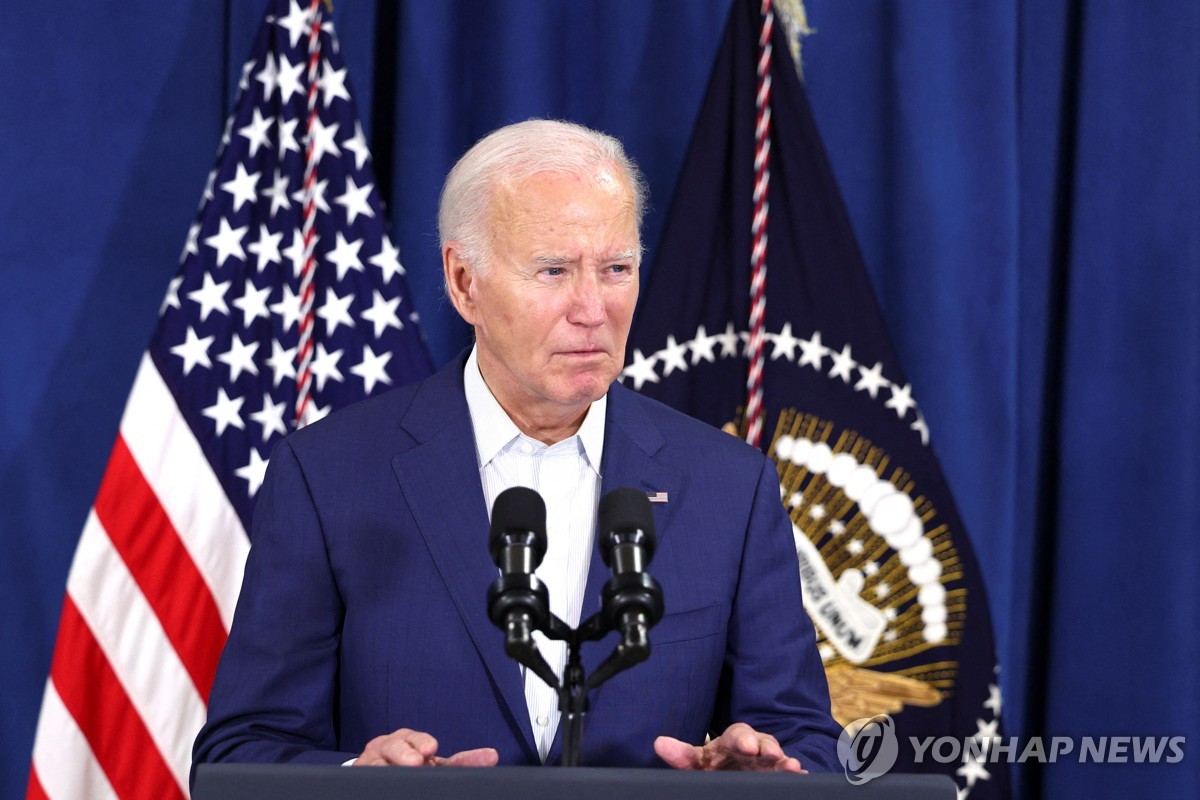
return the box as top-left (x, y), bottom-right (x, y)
top-left (447, 168), bottom-right (640, 423)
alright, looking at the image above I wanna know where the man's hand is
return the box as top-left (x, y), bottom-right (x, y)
top-left (353, 728), bottom-right (499, 767)
top-left (654, 723), bottom-right (806, 773)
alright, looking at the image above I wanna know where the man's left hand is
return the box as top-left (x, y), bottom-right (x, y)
top-left (654, 723), bottom-right (806, 772)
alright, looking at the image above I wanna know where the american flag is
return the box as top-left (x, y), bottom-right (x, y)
top-left (26, 2), bottom-right (432, 798)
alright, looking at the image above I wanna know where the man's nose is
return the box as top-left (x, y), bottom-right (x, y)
top-left (566, 273), bottom-right (606, 326)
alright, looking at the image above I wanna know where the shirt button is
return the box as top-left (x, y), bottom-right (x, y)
top-left (521, 442), bottom-right (534, 454)
top-left (536, 715), bottom-right (550, 726)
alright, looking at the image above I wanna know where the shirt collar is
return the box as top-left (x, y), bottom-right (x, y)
top-left (463, 346), bottom-right (606, 472)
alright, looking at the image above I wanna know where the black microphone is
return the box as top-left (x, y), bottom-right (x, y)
top-left (597, 488), bottom-right (664, 659)
top-left (486, 487), bottom-right (558, 688)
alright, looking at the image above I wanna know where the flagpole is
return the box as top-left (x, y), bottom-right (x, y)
top-left (295, 0), bottom-right (324, 425)
top-left (745, 0), bottom-right (774, 448)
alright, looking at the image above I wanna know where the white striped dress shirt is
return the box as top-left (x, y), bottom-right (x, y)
top-left (463, 347), bottom-right (606, 762)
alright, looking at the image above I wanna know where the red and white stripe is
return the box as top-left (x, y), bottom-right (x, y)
top-left (745, 0), bottom-right (774, 448)
top-left (28, 355), bottom-right (249, 800)
top-left (294, 0), bottom-right (324, 425)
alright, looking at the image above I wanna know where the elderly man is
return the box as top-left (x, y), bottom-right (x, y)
top-left (192, 120), bottom-right (840, 778)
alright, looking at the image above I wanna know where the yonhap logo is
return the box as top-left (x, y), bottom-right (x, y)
top-left (838, 715), bottom-right (898, 785)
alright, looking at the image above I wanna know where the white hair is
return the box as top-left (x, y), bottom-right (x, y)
top-left (438, 119), bottom-right (648, 278)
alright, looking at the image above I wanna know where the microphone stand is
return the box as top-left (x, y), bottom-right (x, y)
top-left (531, 611), bottom-right (650, 766)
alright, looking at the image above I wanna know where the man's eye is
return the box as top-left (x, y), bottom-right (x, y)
top-left (609, 264), bottom-right (630, 274)
top-left (544, 267), bottom-right (565, 277)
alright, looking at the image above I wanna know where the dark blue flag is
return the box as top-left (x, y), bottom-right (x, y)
top-left (625, 1), bottom-right (1009, 796)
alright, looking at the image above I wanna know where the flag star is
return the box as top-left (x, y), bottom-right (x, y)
top-left (769, 322), bottom-right (802, 361)
top-left (659, 335), bottom-right (689, 376)
top-left (255, 52), bottom-right (278, 99)
top-left (984, 683), bottom-right (1003, 716)
top-left (276, 1), bottom-right (311, 49)
top-left (220, 115), bottom-right (234, 149)
top-left (911, 411), bottom-right (930, 446)
top-left (247, 223), bottom-right (283, 272)
top-left (818, 644), bottom-right (835, 661)
top-left (738, 330), bottom-right (752, 357)
top-left (883, 607), bottom-right (897, 621)
top-left (249, 392), bottom-right (288, 441)
top-left (360, 290), bottom-right (402, 338)
top-left (282, 229), bottom-right (309, 278)
top-left (235, 447), bottom-right (270, 497)
top-left (276, 53), bottom-right (305, 103)
top-left (974, 717), bottom-right (1000, 743)
top-left (301, 400), bottom-right (331, 427)
top-left (160, 275), bottom-right (183, 315)
top-left (334, 176), bottom-right (375, 225)
top-left (237, 107), bottom-right (274, 158)
top-left (317, 287), bottom-right (355, 335)
top-left (855, 361), bottom-right (889, 399)
top-left (829, 520), bottom-right (846, 535)
top-left (863, 561), bottom-right (879, 576)
top-left (169, 326), bottom-right (213, 375)
top-left (874, 582), bottom-right (890, 599)
top-left (202, 168), bottom-right (217, 202)
top-left (217, 333), bottom-right (260, 381)
top-left (277, 116), bottom-right (300, 159)
top-left (307, 117), bottom-right (342, 165)
top-left (262, 169), bottom-right (291, 219)
top-left (885, 382), bottom-right (916, 419)
top-left (187, 272), bottom-right (231, 322)
top-left (787, 492), bottom-right (803, 509)
top-left (319, 60), bottom-right (350, 107)
top-left (690, 324), bottom-right (718, 364)
top-left (265, 338), bottom-right (297, 387)
top-left (368, 234), bottom-right (404, 282)
top-left (204, 217), bottom-right (248, 268)
top-left (808, 503), bottom-right (826, 520)
top-left (622, 349), bottom-right (659, 390)
top-left (846, 539), bottom-right (864, 555)
top-left (270, 283), bottom-right (302, 332)
top-left (350, 344), bottom-right (393, 394)
top-left (237, 57), bottom-right (255, 92)
top-left (202, 388), bottom-right (245, 437)
top-left (342, 120), bottom-right (371, 170)
top-left (828, 344), bottom-right (857, 383)
top-left (956, 788), bottom-right (970, 800)
top-left (181, 221), bottom-right (201, 262)
top-left (309, 343), bottom-right (345, 391)
top-left (292, 177), bottom-right (330, 214)
top-left (797, 330), bottom-right (830, 370)
top-left (956, 756), bottom-right (991, 788)
top-left (221, 163), bottom-right (260, 213)
top-left (325, 232), bottom-right (364, 281)
top-left (232, 280), bottom-right (272, 327)
top-left (717, 322), bottom-right (741, 357)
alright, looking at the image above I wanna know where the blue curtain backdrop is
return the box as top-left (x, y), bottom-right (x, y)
top-left (1, 2), bottom-right (1196, 798)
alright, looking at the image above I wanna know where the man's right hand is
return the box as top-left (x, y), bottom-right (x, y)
top-left (353, 728), bottom-right (499, 767)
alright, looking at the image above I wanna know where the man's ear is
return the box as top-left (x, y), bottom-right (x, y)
top-left (443, 242), bottom-right (477, 325)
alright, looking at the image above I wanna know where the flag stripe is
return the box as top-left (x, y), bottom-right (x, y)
top-left (121, 355), bottom-right (248, 629)
top-left (25, 771), bottom-right (48, 800)
top-left (50, 597), bottom-right (185, 800)
top-left (29, 681), bottom-right (117, 800)
top-left (93, 434), bottom-right (226, 700)
top-left (69, 511), bottom-right (205, 794)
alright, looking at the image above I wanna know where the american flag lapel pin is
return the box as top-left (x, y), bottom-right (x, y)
top-left (645, 491), bottom-right (669, 504)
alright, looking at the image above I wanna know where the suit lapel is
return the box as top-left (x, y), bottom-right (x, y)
top-left (548, 383), bottom-right (683, 764)
top-left (389, 357), bottom-right (539, 761)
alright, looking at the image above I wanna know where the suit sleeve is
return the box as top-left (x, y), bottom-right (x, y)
top-left (714, 454), bottom-right (843, 771)
top-left (191, 440), bottom-right (356, 786)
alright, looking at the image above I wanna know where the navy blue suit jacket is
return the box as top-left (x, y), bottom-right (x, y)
top-left (193, 353), bottom-right (840, 775)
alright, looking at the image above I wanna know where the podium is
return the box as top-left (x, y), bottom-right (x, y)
top-left (194, 764), bottom-right (956, 799)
